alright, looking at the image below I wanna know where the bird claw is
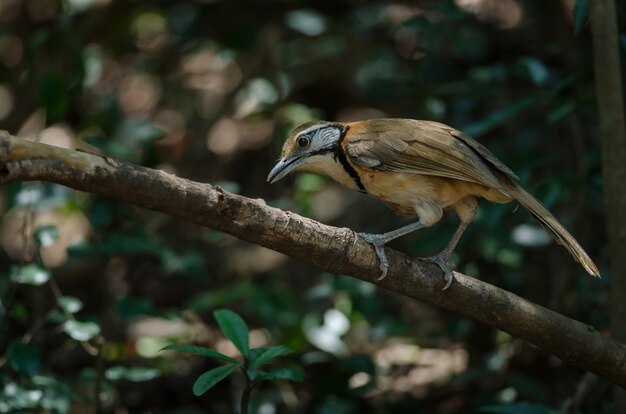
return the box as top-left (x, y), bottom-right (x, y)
top-left (359, 233), bottom-right (456, 290)
top-left (422, 253), bottom-right (455, 291)
top-left (358, 233), bottom-right (390, 280)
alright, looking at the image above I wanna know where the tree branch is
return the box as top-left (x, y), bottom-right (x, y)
top-left (1, 131), bottom-right (625, 387)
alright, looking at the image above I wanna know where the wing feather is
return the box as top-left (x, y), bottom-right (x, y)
top-left (346, 119), bottom-right (517, 191)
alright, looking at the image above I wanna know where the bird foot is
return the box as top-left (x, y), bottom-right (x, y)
top-left (358, 233), bottom-right (390, 280)
top-left (358, 233), bottom-right (456, 290)
top-left (422, 253), bottom-right (455, 291)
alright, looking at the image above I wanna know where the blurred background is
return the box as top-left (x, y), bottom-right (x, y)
top-left (0, 0), bottom-right (623, 412)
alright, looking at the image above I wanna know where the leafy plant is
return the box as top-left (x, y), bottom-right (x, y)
top-left (1, 222), bottom-right (105, 413)
top-left (163, 309), bottom-right (302, 414)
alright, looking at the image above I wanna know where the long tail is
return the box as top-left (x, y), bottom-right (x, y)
top-left (503, 180), bottom-right (600, 277)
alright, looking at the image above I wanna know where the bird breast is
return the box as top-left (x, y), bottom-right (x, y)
top-left (299, 154), bottom-right (362, 191)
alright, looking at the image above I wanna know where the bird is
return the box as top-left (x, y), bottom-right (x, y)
top-left (267, 118), bottom-right (600, 290)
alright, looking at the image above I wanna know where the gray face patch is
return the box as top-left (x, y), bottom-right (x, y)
top-left (296, 124), bottom-right (341, 153)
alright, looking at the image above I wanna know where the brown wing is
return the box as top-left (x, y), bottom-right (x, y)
top-left (345, 119), bottom-right (518, 191)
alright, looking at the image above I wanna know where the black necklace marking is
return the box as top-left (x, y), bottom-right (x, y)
top-left (335, 125), bottom-right (367, 193)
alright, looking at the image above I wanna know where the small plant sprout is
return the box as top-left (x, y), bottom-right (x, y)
top-left (162, 309), bottom-right (302, 414)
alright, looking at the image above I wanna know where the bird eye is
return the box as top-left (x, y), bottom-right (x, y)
top-left (297, 136), bottom-right (310, 148)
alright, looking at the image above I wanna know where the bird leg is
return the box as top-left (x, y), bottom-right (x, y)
top-left (360, 218), bottom-right (471, 289)
top-left (359, 197), bottom-right (475, 289)
top-left (423, 219), bottom-right (470, 291)
top-left (358, 221), bottom-right (425, 281)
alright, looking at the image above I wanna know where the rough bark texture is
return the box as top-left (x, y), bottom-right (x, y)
top-left (1, 131), bottom-right (625, 387)
top-left (590, 0), bottom-right (626, 403)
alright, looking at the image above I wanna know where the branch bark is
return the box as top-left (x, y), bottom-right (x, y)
top-left (1, 131), bottom-right (625, 387)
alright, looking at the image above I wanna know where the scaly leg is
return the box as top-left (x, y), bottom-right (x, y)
top-left (359, 221), bottom-right (425, 281)
top-left (423, 219), bottom-right (470, 291)
top-left (425, 197), bottom-right (477, 290)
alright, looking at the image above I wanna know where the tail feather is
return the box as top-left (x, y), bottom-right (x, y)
top-left (504, 180), bottom-right (600, 277)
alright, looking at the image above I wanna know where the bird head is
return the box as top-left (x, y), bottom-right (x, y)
top-left (267, 121), bottom-right (347, 183)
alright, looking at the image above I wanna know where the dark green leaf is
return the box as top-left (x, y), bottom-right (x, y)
top-left (63, 320), bottom-right (101, 341)
top-left (248, 368), bottom-right (303, 382)
top-left (11, 264), bottom-right (51, 286)
top-left (547, 101), bottom-right (576, 124)
top-left (160, 249), bottom-right (206, 276)
top-left (116, 296), bottom-right (155, 319)
top-left (192, 364), bottom-right (241, 396)
top-left (317, 397), bottom-right (355, 414)
top-left (47, 309), bottom-right (66, 323)
top-left (8, 340), bottom-right (40, 377)
top-left (161, 344), bottom-right (239, 364)
top-left (34, 225), bottom-right (61, 247)
top-left (10, 300), bottom-right (29, 323)
top-left (516, 57), bottom-right (549, 85)
top-left (249, 345), bottom-right (291, 369)
top-left (573, 0), bottom-right (589, 34)
top-left (213, 309), bottom-right (249, 358)
top-left (463, 95), bottom-right (540, 137)
top-left (38, 70), bottom-right (69, 120)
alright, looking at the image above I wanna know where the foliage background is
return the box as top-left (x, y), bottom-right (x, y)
top-left (0, 0), bottom-right (624, 412)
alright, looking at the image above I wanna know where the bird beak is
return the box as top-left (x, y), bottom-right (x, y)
top-left (267, 155), bottom-right (303, 183)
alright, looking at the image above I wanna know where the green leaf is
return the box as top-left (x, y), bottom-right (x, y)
top-left (116, 296), bottom-right (155, 319)
top-left (38, 70), bottom-right (69, 120)
top-left (161, 344), bottom-right (239, 364)
top-left (463, 95), bottom-right (540, 137)
top-left (249, 345), bottom-right (291, 369)
top-left (117, 119), bottom-right (166, 144)
top-left (63, 320), bottom-right (101, 341)
top-left (0, 382), bottom-right (43, 410)
top-left (11, 264), bottom-right (50, 286)
top-left (213, 309), bottom-right (249, 358)
top-left (516, 57), bottom-right (549, 85)
top-left (34, 225), bottom-right (60, 247)
top-left (11, 300), bottom-right (29, 323)
top-left (105, 366), bottom-right (160, 382)
top-left (192, 364), bottom-right (241, 396)
top-left (248, 368), bottom-right (303, 382)
top-left (58, 296), bottom-right (83, 314)
top-left (8, 340), bottom-right (40, 377)
top-left (573, 0), bottom-right (589, 34)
